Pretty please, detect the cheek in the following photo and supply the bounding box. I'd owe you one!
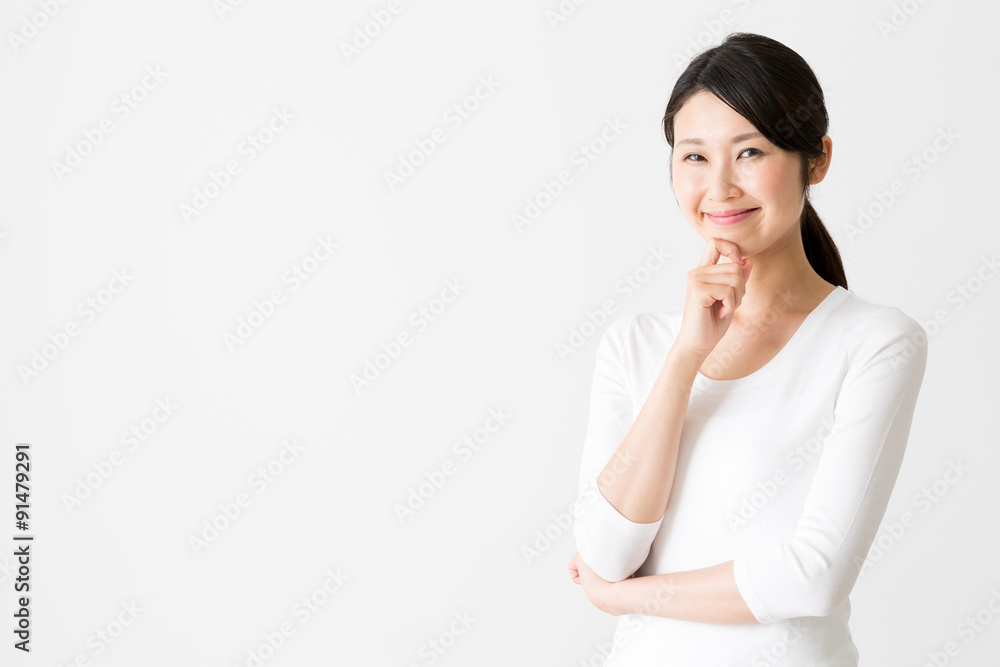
[740,161,797,203]
[671,172,699,208]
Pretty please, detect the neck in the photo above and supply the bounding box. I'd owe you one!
[733,227,834,323]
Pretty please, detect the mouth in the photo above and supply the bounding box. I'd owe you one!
[703,207,759,225]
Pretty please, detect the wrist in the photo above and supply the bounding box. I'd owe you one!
[664,347,704,385]
[598,579,627,616]
[600,576,646,617]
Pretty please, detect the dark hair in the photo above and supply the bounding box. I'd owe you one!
[662,32,848,289]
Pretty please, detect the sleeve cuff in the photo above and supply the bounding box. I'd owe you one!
[590,482,664,537]
[733,554,773,624]
[573,479,663,581]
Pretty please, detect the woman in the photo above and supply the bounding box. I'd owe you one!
[567,32,927,664]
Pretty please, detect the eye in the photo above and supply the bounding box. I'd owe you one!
[681,148,763,162]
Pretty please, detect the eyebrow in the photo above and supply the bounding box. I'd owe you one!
[676,131,763,146]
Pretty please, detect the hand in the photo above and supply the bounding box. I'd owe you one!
[568,552,618,614]
[673,237,753,360]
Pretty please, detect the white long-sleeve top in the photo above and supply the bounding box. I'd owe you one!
[572,285,927,666]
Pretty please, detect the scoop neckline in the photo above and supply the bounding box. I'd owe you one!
[691,285,847,391]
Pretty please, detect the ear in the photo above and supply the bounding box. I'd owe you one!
[808,135,833,185]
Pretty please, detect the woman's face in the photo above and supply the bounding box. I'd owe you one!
[670,90,820,257]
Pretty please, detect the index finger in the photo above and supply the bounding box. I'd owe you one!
[698,237,744,267]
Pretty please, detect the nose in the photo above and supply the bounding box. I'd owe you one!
[706,161,741,202]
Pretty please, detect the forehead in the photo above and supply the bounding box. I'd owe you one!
[674,90,759,140]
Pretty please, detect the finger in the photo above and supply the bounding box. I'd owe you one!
[697,285,737,319]
[717,286,737,319]
[712,259,752,294]
[693,263,750,280]
[692,268,747,301]
[690,280,741,312]
[698,237,744,268]
[697,235,739,266]
[688,264,750,306]
[697,240,721,268]
[706,285,738,319]
[718,248,744,266]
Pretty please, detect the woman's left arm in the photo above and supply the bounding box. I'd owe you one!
[569,552,758,623]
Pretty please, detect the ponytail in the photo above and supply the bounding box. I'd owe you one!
[800,199,848,289]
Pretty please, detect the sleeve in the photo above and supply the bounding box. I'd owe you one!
[732,309,929,623]
[572,315,663,582]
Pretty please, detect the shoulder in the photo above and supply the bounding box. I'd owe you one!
[604,308,682,341]
[833,289,923,342]
[830,288,927,374]
[597,308,683,365]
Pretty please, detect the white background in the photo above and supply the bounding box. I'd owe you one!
[1,0,998,665]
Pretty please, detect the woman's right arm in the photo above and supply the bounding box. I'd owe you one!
[595,348,702,524]
[600,237,752,522]
[572,238,751,581]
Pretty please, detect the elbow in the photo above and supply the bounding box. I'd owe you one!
[797,586,843,618]
[750,584,843,622]
[571,482,662,584]
[789,575,851,619]
[577,547,642,583]
[573,521,650,583]
[737,551,853,622]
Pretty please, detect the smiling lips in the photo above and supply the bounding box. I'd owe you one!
[704,207,759,225]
